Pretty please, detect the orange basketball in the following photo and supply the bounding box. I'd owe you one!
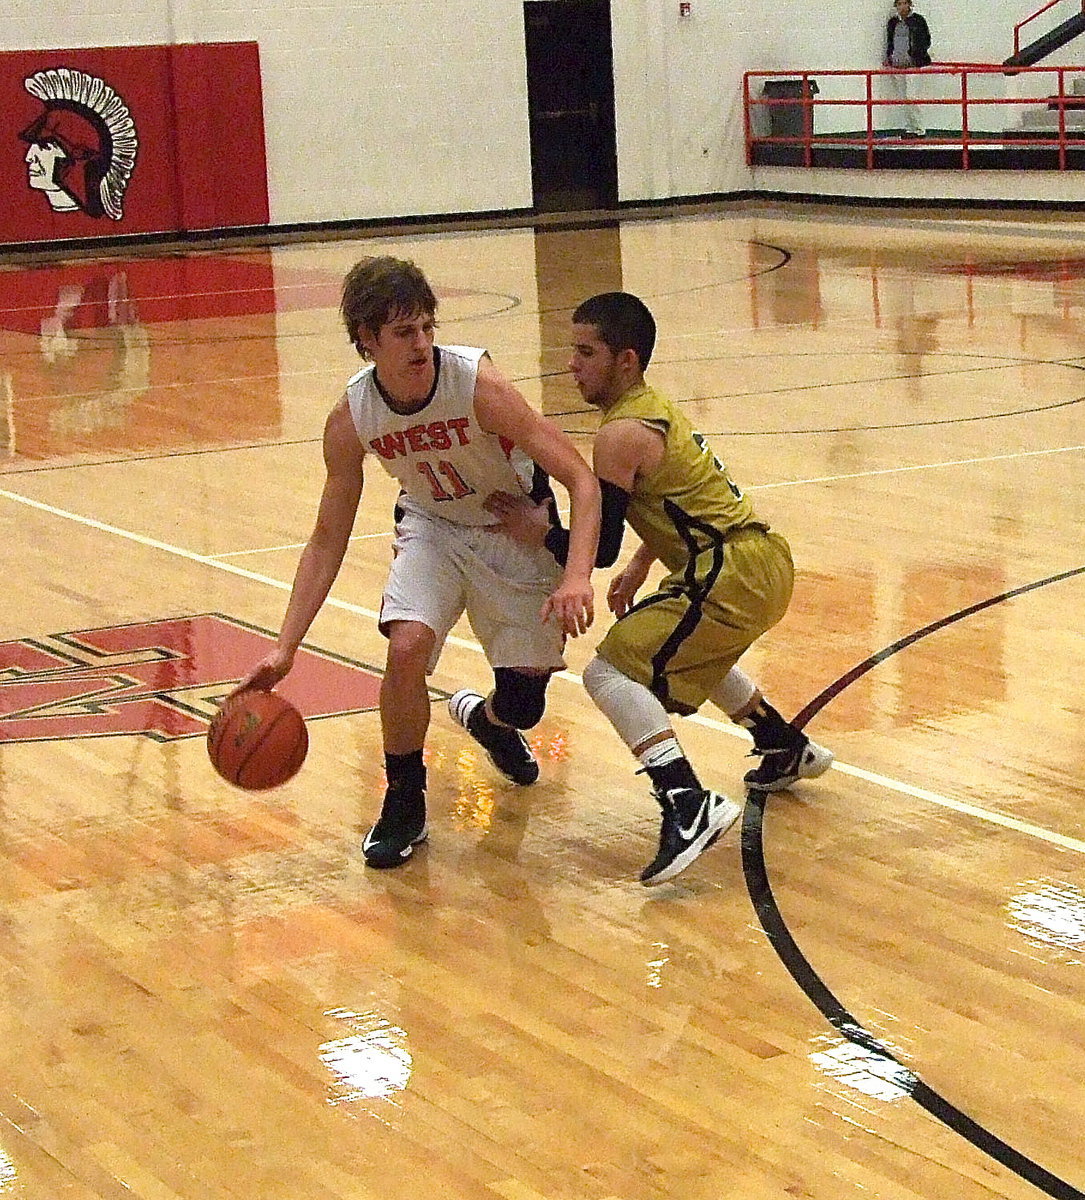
[207,690,308,790]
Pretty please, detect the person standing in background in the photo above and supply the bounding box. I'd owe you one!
[885,0,932,137]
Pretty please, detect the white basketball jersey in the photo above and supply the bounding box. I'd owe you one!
[346,345,534,526]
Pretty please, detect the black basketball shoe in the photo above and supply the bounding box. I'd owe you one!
[640,787,741,886]
[362,790,428,868]
[743,735,833,793]
[448,689,540,785]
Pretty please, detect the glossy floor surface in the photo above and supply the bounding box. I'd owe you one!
[1,202,1083,1199]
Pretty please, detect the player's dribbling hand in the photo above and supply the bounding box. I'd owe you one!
[230,649,294,698]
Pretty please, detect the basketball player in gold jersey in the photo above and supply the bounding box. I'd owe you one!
[487,292,832,885]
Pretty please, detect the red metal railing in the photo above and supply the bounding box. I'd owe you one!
[1014,0,1085,56]
[744,64,1085,171]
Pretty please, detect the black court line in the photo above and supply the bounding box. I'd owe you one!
[742,563,1085,1200]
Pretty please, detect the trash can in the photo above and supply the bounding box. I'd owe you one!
[762,78,819,138]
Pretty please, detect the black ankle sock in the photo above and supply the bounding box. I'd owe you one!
[385,749,426,797]
[738,700,800,751]
[646,756,701,796]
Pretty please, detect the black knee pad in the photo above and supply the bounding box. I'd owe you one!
[491,668,550,729]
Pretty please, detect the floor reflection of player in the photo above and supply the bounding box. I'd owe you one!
[40,271,141,357]
[39,284,85,362]
[35,272,150,440]
[473,793,553,944]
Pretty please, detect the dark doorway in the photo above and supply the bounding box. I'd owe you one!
[523,1,618,213]
[533,223,623,414]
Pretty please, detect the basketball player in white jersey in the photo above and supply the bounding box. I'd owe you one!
[237,256,600,868]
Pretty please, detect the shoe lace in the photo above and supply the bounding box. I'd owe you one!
[652,785,703,814]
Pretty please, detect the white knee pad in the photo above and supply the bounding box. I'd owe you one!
[582,656,672,752]
[708,666,758,718]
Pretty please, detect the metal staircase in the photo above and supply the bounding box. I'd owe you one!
[1004,3,1085,70]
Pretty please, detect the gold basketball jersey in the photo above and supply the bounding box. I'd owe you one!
[600,382,764,575]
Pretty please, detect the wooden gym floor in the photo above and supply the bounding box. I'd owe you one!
[1,201,1083,1200]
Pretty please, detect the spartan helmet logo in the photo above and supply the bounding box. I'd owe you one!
[19,68,138,220]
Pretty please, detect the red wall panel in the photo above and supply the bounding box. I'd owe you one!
[0,42,268,245]
[170,42,269,232]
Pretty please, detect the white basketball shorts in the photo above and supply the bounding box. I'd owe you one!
[379,504,566,673]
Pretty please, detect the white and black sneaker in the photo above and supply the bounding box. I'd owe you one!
[640,787,742,886]
[362,792,428,869]
[448,689,540,785]
[744,736,834,792]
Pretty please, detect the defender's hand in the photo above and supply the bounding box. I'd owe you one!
[607,562,649,616]
[484,490,553,547]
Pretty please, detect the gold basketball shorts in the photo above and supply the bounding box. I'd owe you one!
[596,528,794,714]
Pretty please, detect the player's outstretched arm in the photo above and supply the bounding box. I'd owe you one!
[235,399,364,694]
